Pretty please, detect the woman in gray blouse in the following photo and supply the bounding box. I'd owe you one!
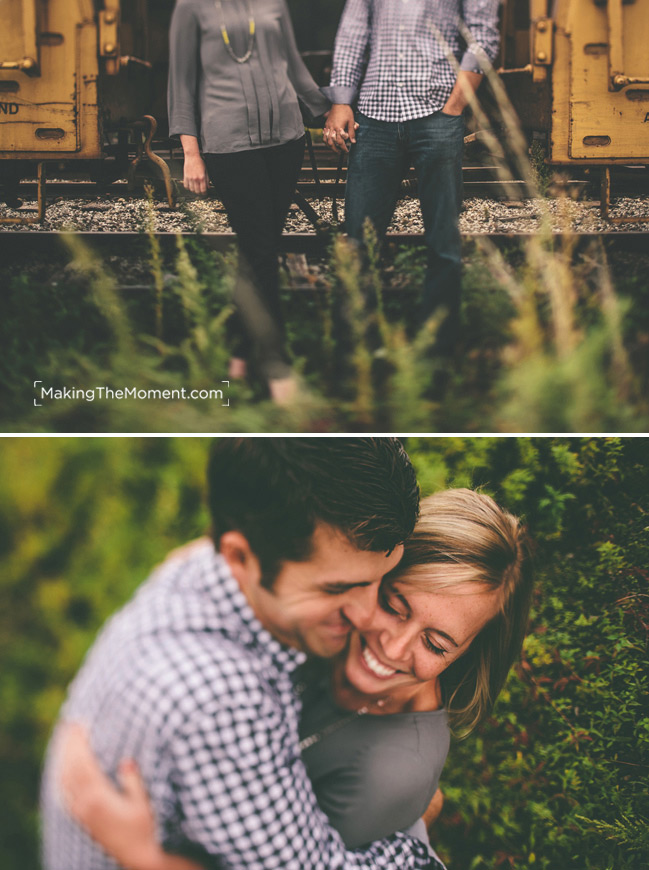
[58,489,533,861]
[169,0,330,402]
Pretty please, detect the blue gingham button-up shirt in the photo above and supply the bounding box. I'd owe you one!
[323,0,500,123]
[41,539,441,870]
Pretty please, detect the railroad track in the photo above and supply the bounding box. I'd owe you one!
[2,139,647,217]
[1,230,646,264]
[2,140,648,214]
[5,171,533,203]
[3,166,647,217]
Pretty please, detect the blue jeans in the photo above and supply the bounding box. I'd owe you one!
[346,111,464,353]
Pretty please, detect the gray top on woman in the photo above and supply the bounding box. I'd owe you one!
[297,659,450,850]
[168,0,330,153]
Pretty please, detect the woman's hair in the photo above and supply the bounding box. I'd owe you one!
[392,488,533,736]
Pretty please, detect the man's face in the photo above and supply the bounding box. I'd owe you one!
[253,523,404,658]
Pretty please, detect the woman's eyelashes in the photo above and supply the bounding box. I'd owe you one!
[380,588,448,658]
[423,635,447,657]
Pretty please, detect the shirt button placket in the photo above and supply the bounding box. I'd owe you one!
[397,7,405,106]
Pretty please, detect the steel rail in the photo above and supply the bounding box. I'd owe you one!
[5,175,536,200]
[5,167,649,207]
[1,230,647,265]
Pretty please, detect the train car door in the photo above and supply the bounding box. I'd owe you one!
[0,0,100,158]
[563,0,649,161]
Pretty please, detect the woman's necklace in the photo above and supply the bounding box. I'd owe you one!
[295,681,389,751]
[215,0,256,64]
[298,704,371,751]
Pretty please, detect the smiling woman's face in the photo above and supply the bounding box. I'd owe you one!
[342,580,503,702]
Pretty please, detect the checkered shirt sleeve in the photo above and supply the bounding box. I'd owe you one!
[41,542,443,870]
[323,0,373,106]
[459,0,500,72]
[325,0,500,122]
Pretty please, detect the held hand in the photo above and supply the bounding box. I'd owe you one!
[183,153,208,194]
[58,723,162,870]
[323,104,358,154]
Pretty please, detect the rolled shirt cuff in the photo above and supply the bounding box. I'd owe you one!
[460,51,486,74]
[320,84,358,106]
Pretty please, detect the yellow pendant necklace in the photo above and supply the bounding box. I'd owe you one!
[215,0,256,64]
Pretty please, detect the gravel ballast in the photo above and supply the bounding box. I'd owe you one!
[1,192,649,233]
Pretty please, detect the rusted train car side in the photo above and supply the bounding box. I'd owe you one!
[0,1,166,159]
[498,0,649,166]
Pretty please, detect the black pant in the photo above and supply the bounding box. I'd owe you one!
[203,137,305,380]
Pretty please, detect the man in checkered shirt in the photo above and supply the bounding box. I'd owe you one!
[41,438,444,870]
[323,0,500,357]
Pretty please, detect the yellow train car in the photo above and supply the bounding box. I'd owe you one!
[0,0,102,161]
[500,0,649,166]
[0,0,161,159]
[0,0,173,219]
[553,0,649,167]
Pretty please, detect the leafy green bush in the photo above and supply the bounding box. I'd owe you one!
[0,439,210,870]
[0,438,647,870]
[411,438,649,869]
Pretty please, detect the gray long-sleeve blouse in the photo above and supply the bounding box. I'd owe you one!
[297,659,450,851]
[168,0,330,153]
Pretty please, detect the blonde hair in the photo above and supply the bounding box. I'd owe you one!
[392,489,533,736]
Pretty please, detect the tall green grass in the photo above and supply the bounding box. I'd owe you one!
[1,216,646,432]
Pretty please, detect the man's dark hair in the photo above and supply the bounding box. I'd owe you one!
[207,438,419,588]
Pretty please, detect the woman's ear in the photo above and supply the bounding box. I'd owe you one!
[219,531,262,590]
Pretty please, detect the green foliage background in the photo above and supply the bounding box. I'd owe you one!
[0,437,647,869]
